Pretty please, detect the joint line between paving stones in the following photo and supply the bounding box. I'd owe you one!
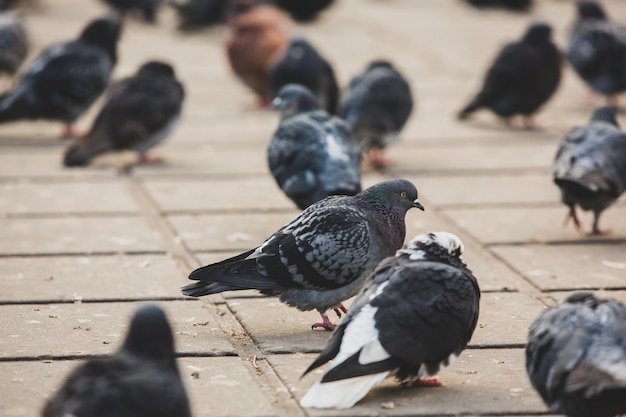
[123,175,308,417]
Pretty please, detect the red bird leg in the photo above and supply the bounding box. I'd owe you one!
[563,206,582,232]
[402,377,443,388]
[367,148,389,169]
[60,123,83,140]
[311,312,336,331]
[138,153,164,164]
[589,211,611,236]
[333,303,348,318]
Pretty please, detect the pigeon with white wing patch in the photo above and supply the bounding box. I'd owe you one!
[300,232,480,408]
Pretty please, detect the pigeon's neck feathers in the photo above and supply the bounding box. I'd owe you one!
[356,192,406,251]
[590,107,619,128]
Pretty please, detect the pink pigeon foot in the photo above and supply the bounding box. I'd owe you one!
[138,153,164,165]
[563,206,582,232]
[367,148,389,169]
[402,377,443,388]
[333,303,348,318]
[311,312,336,331]
[60,123,83,140]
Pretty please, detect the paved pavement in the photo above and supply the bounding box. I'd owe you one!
[1,0,626,416]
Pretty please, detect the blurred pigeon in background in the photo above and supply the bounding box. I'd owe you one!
[463,0,532,12]
[63,60,184,168]
[42,304,192,417]
[300,232,480,409]
[183,179,424,331]
[458,22,561,128]
[169,0,229,30]
[268,84,361,210]
[269,37,339,114]
[100,0,164,23]
[553,106,626,235]
[271,0,334,22]
[225,2,291,107]
[567,1,626,107]
[526,292,626,417]
[0,12,28,79]
[0,16,121,138]
[339,60,414,168]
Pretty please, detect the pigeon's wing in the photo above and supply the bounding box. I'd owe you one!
[597,132,626,197]
[317,116,362,195]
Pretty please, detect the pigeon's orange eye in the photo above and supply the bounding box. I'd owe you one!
[401,192,407,198]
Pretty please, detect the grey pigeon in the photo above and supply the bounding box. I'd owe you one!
[63,60,185,167]
[42,304,192,417]
[526,292,626,417]
[300,232,480,409]
[339,60,413,169]
[0,12,28,78]
[458,22,561,128]
[567,1,626,106]
[268,37,339,114]
[182,179,424,331]
[553,106,626,235]
[268,84,361,210]
[0,16,121,138]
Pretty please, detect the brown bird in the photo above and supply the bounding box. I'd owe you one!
[225,2,291,107]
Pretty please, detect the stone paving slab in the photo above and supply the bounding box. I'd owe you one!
[0,301,234,359]
[445,206,626,245]
[0,151,117,179]
[0,254,187,303]
[0,180,140,215]
[269,349,546,416]
[1,357,275,417]
[224,292,542,354]
[493,243,626,291]
[0,216,166,255]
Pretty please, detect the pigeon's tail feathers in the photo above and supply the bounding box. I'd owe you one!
[458,95,483,120]
[0,90,30,123]
[181,281,243,297]
[63,134,113,167]
[300,371,389,409]
[554,157,611,193]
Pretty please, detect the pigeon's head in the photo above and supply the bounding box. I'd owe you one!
[366,59,394,72]
[79,16,122,63]
[359,179,424,213]
[576,1,606,20]
[272,84,320,117]
[285,37,313,61]
[398,232,464,261]
[121,304,177,368]
[522,22,553,46]
[590,106,619,127]
[138,61,176,78]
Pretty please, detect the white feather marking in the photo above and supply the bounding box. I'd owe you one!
[300,372,389,409]
[325,134,349,162]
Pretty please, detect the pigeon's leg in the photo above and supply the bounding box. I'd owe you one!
[401,377,443,388]
[607,95,618,108]
[522,115,538,130]
[333,303,348,318]
[367,148,389,169]
[589,211,611,236]
[563,205,582,232]
[60,123,83,140]
[311,311,336,331]
[138,153,164,165]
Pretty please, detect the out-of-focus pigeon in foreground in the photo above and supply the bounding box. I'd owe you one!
[458,23,561,128]
[268,84,361,210]
[182,179,424,331]
[0,12,28,78]
[339,60,413,169]
[526,292,626,417]
[269,37,339,114]
[553,106,626,235]
[42,304,192,417]
[100,0,164,23]
[567,1,626,107]
[0,16,121,138]
[225,3,291,107]
[300,232,480,409]
[63,60,184,168]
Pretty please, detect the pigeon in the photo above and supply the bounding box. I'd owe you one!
[225,2,291,107]
[268,37,339,115]
[0,12,28,78]
[0,16,121,138]
[63,60,185,168]
[42,304,192,417]
[182,179,424,331]
[271,0,334,22]
[300,232,480,409]
[268,84,361,210]
[463,0,532,12]
[566,1,626,107]
[170,0,229,30]
[100,0,164,23]
[526,292,626,417]
[339,60,414,168]
[553,106,626,235]
[458,22,561,128]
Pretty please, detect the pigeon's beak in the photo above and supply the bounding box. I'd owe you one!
[413,199,425,211]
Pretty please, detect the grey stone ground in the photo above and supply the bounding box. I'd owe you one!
[1,0,626,416]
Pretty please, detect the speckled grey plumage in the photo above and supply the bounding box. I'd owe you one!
[553,106,626,234]
[0,12,27,77]
[300,232,480,409]
[183,179,424,329]
[567,1,626,98]
[63,60,184,167]
[339,60,413,152]
[268,84,361,210]
[526,292,626,417]
[42,304,191,417]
